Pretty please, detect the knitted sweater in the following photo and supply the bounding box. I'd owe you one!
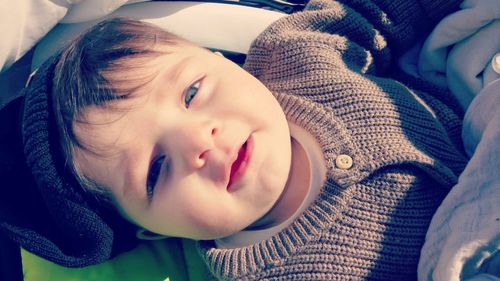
[198,0,468,280]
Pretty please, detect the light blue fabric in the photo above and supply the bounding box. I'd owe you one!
[418,79,500,281]
[417,0,500,110]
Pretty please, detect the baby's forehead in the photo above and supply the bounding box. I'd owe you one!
[73,43,211,131]
[113,43,205,80]
[74,105,131,148]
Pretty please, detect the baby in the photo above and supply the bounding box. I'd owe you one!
[61,18,308,241]
[1,0,469,279]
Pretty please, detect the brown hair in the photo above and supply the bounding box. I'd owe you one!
[51,18,189,199]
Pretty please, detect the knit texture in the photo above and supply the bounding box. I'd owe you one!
[0,53,138,267]
[198,0,466,280]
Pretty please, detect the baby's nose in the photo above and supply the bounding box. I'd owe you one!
[187,150,207,169]
[180,123,219,169]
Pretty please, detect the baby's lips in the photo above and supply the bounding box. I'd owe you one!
[227,135,253,192]
[228,141,247,187]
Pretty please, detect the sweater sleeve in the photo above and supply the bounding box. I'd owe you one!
[245,0,461,79]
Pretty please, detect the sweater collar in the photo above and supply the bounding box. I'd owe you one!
[198,92,372,279]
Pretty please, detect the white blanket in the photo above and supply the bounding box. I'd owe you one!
[0,0,143,72]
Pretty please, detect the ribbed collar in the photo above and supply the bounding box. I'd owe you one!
[198,92,373,280]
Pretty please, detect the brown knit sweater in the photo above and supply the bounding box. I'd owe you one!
[198,0,468,280]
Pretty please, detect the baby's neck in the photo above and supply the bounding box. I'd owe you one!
[246,122,319,230]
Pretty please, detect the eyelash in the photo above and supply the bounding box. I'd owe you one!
[146,155,168,200]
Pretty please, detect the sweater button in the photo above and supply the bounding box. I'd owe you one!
[335,154,353,170]
[492,53,500,74]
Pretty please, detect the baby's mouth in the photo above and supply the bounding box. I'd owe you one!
[228,140,248,189]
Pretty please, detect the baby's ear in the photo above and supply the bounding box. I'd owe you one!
[136,228,169,240]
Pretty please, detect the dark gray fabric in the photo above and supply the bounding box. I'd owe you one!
[0,53,138,268]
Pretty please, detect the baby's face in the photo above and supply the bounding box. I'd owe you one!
[73,44,292,239]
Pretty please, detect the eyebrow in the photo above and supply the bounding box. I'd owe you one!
[168,56,193,85]
[120,55,193,204]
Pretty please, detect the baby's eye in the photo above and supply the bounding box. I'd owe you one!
[146,155,168,200]
[184,80,201,108]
